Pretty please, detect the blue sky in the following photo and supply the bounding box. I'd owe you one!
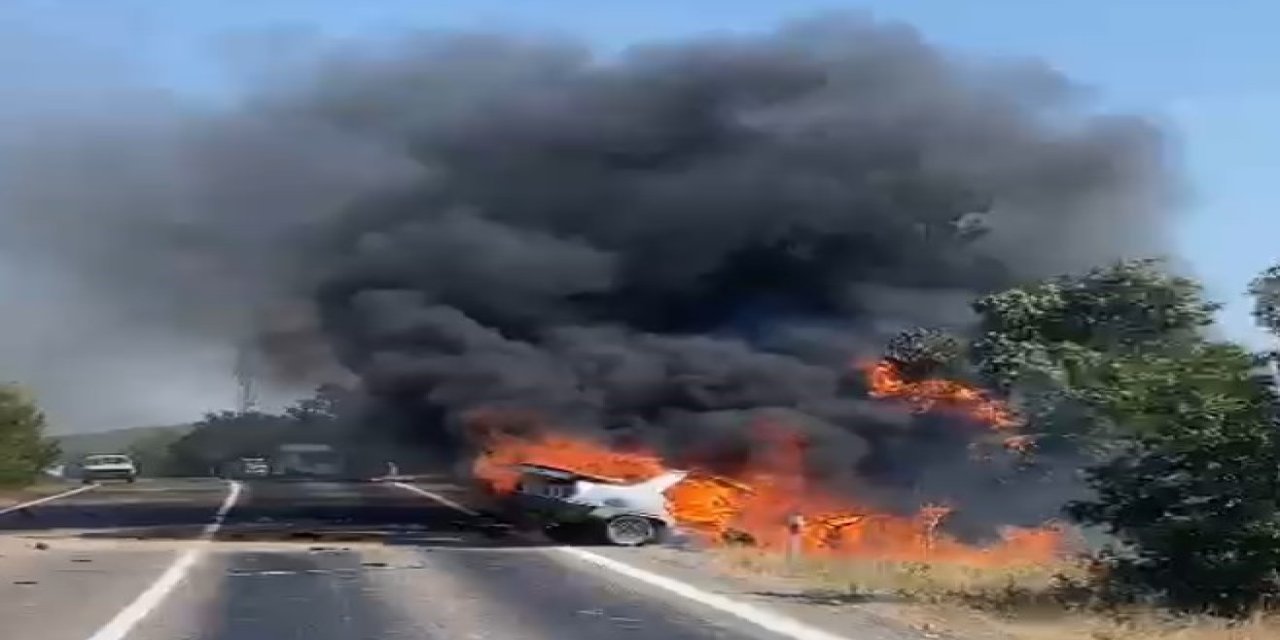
[5,0,1278,345]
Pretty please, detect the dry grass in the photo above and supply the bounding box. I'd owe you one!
[970,609,1280,640]
[0,480,76,506]
[714,549,1280,640]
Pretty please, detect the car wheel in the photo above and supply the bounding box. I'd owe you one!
[603,515,658,547]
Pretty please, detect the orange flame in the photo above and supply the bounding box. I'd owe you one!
[862,360,1021,430]
[863,359,1034,454]
[469,396,1064,568]
[472,429,666,494]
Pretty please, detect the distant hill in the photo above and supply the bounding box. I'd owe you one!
[55,424,194,462]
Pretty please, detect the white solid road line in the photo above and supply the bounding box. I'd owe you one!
[0,483,100,515]
[200,480,243,541]
[555,547,850,640]
[391,481,851,640]
[85,480,243,640]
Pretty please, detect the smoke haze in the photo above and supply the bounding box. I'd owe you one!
[0,15,1174,523]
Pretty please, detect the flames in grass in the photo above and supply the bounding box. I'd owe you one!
[469,360,1064,567]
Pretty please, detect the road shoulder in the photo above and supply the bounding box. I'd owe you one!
[561,545,937,640]
[0,482,95,512]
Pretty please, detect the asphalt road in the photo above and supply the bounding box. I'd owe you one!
[0,479,849,640]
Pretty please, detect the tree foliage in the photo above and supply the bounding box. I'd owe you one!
[1248,264,1280,337]
[283,383,361,424]
[1065,343,1280,614]
[969,259,1280,614]
[884,327,965,380]
[165,410,299,476]
[971,259,1217,390]
[970,259,1220,448]
[0,384,60,487]
[159,385,361,476]
[124,428,190,477]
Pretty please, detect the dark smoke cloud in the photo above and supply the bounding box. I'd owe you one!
[296,17,1170,522]
[0,15,1171,524]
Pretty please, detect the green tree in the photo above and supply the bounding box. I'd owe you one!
[884,327,965,380]
[970,258,1218,449]
[1247,264,1280,337]
[165,410,292,476]
[283,383,359,425]
[0,384,60,487]
[163,384,361,476]
[969,259,1280,614]
[1065,343,1280,614]
[125,429,186,477]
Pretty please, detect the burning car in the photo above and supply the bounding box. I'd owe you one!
[508,463,689,546]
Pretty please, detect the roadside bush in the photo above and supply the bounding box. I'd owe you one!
[1066,344,1280,615]
[0,384,60,487]
[971,261,1280,615]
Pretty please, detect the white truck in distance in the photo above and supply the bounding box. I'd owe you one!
[80,454,138,484]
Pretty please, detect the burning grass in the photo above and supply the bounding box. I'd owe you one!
[462,360,1280,638]
[470,416,1069,567]
[468,359,1066,567]
[467,359,1068,570]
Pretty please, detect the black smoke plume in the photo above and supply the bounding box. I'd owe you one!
[297,18,1171,525]
[0,16,1173,526]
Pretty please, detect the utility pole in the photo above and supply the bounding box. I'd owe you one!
[234,339,259,414]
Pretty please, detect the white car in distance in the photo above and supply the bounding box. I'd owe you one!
[80,454,138,484]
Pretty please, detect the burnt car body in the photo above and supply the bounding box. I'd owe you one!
[508,463,689,546]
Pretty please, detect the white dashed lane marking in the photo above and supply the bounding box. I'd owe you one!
[84,480,242,640]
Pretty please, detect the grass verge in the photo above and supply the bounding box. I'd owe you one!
[714,548,1279,640]
[0,480,77,507]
